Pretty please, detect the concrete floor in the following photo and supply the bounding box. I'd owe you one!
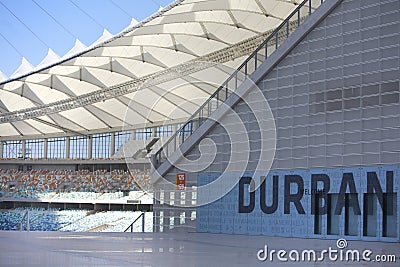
[0,231,398,267]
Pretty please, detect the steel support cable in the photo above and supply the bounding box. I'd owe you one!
[0,1,49,49]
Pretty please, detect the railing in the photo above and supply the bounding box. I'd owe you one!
[124,212,146,233]
[19,210,30,231]
[153,0,325,167]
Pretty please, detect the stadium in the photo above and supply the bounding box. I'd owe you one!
[0,0,399,265]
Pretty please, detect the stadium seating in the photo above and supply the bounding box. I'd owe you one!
[60,210,142,232]
[105,211,153,232]
[0,168,151,199]
[0,210,24,230]
[0,168,152,232]
[0,208,152,232]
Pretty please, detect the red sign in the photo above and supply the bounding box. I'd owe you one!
[176,173,186,190]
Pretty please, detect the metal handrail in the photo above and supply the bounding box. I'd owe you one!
[153,0,325,167]
[124,212,146,232]
[19,210,30,231]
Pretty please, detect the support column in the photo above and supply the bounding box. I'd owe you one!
[110,132,115,157]
[21,140,26,159]
[193,119,199,132]
[88,136,92,159]
[153,210,159,232]
[43,139,48,159]
[65,137,70,159]
[0,141,3,158]
[131,129,136,140]
[152,127,156,138]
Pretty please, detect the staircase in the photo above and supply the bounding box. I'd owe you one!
[152,0,328,173]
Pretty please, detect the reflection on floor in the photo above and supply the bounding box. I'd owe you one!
[0,231,398,267]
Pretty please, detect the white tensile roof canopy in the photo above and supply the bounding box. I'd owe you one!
[0,0,303,139]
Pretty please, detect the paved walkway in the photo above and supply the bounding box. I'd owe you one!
[0,231,398,266]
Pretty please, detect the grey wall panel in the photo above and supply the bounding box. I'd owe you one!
[154,0,399,241]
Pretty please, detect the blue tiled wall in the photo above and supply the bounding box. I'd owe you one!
[197,165,399,242]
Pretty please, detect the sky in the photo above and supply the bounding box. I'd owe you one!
[0,0,175,78]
